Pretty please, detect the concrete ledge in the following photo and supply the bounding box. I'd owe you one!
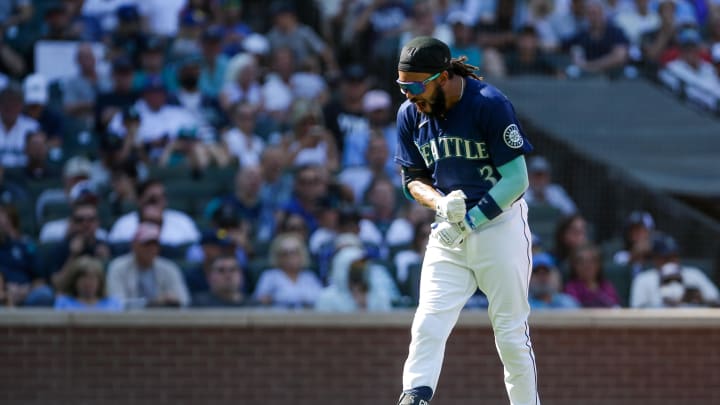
[0,308,719,328]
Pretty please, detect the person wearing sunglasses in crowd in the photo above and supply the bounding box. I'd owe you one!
[393,37,539,405]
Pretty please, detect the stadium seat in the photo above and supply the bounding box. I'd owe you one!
[527,203,564,250]
[34,241,62,281]
[245,257,270,294]
[148,166,192,181]
[603,261,632,307]
[38,200,70,224]
[160,243,192,261]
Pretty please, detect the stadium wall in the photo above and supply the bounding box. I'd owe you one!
[1,310,719,405]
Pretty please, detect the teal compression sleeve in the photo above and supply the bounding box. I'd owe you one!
[466,155,530,229]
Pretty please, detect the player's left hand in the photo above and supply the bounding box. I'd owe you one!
[435,190,467,222]
[431,220,470,248]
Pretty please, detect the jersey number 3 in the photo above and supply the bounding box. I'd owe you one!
[478,165,498,186]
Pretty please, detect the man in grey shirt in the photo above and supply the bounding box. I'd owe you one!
[106,222,190,308]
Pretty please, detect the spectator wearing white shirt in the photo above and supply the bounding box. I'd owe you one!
[108,76,198,163]
[393,218,432,293]
[39,180,108,244]
[661,28,720,100]
[524,155,578,215]
[548,0,587,44]
[108,178,200,246]
[0,85,39,168]
[614,0,660,46]
[282,100,339,171]
[219,53,263,112]
[604,0,635,19]
[223,102,265,167]
[315,246,393,312]
[136,0,187,37]
[630,233,719,308]
[261,46,298,112]
[253,232,323,309]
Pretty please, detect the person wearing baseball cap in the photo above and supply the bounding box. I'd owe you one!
[528,252,580,309]
[394,36,538,405]
[22,73,64,143]
[106,221,191,307]
[630,232,720,308]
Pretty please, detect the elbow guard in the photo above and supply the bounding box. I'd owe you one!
[401,166,432,201]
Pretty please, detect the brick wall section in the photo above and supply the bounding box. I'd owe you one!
[1,312,719,405]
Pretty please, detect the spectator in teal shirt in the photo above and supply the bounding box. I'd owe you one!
[447,11,483,69]
[198,26,229,98]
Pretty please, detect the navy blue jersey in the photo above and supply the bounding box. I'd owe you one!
[394,79,533,206]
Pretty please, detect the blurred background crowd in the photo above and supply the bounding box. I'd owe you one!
[0,0,719,312]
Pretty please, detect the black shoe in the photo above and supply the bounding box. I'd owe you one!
[397,392,430,405]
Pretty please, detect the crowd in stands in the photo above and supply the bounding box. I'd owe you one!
[0,0,718,312]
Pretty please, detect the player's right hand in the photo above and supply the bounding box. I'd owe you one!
[435,190,467,223]
[431,220,469,248]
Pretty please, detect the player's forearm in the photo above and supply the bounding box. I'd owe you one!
[488,156,529,208]
[408,178,442,211]
[465,156,529,228]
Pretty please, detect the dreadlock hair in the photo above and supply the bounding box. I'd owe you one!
[447,56,483,80]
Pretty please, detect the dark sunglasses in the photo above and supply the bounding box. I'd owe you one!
[214,265,239,273]
[278,248,300,256]
[73,215,97,223]
[396,72,441,96]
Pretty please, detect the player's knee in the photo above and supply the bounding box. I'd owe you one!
[411,312,451,342]
[493,321,531,352]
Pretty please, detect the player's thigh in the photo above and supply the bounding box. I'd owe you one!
[419,241,478,313]
[469,205,533,316]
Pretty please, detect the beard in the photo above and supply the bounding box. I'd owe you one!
[425,86,447,118]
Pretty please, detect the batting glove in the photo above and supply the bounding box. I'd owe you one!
[431,220,470,248]
[435,190,467,223]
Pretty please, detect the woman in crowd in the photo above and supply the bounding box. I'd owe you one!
[253,232,322,309]
[553,213,590,272]
[54,256,123,311]
[564,244,620,308]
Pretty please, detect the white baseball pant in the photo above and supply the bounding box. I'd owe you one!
[402,199,539,405]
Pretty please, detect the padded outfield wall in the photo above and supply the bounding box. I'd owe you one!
[1,310,719,405]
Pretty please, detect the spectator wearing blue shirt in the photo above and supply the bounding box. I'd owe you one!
[204,165,274,240]
[54,256,123,311]
[278,164,331,236]
[564,0,630,77]
[185,229,239,295]
[529,253,580,310]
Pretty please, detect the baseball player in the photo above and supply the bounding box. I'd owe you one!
[393,37,539,405]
